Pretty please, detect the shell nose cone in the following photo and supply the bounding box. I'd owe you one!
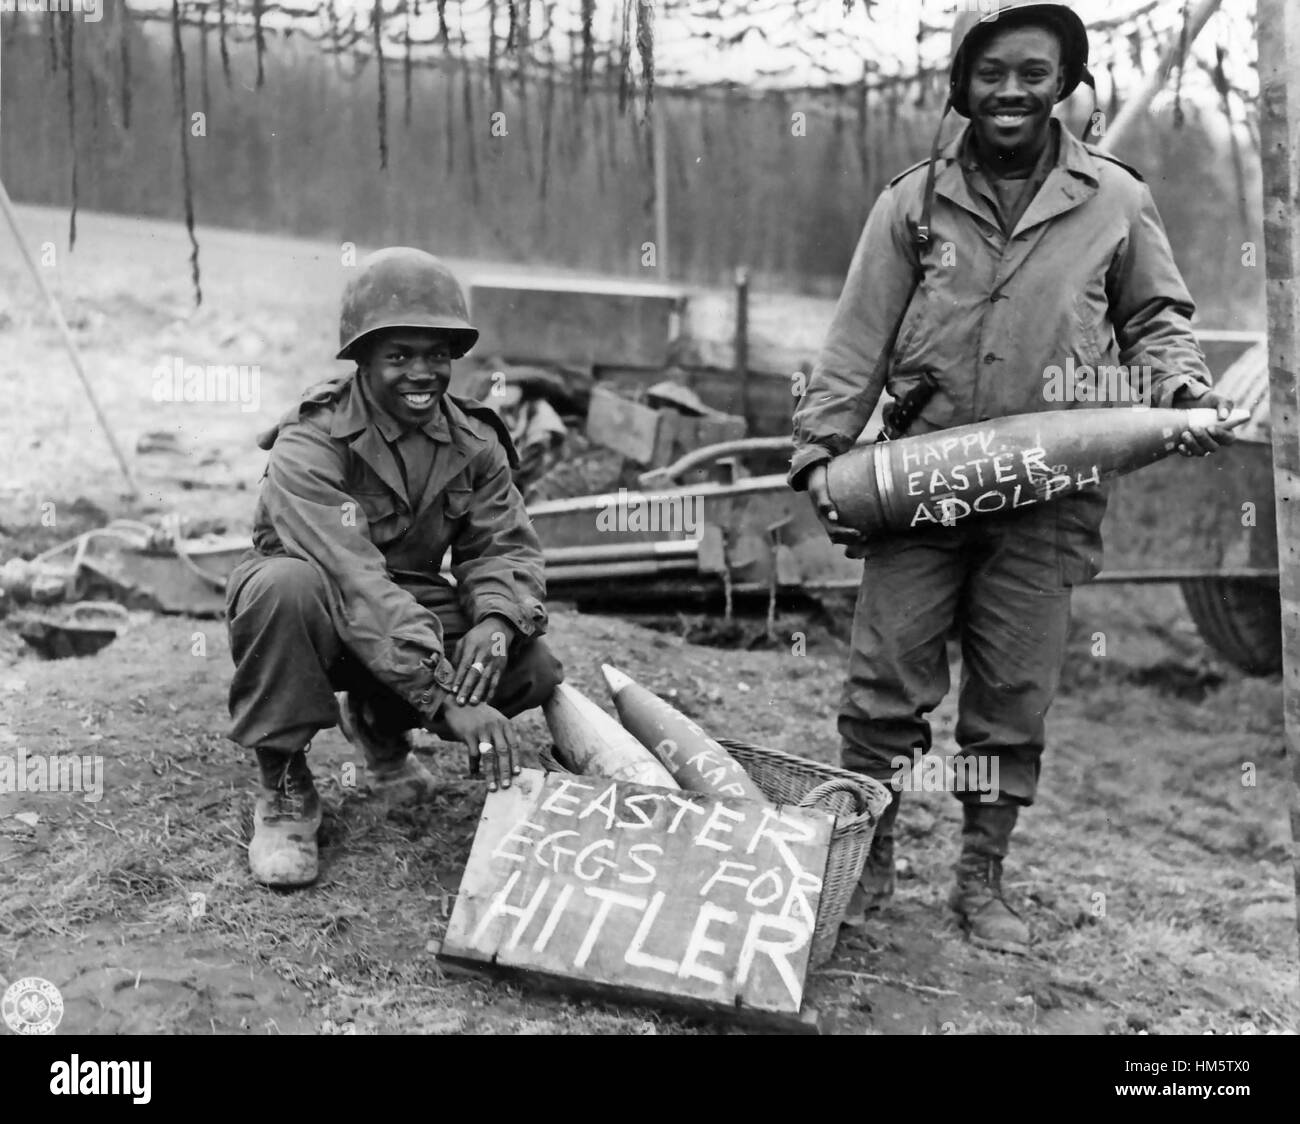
[1185,406,1251,429]
[601,664,633,694]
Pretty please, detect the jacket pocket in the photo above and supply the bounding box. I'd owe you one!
[1072,292,1108,367]
[889,291,928,374]
[443,486,475,522]
[352,490,407,545]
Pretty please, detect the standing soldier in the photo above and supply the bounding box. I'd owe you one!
[790,2,1238,952]
[226,247,563,888]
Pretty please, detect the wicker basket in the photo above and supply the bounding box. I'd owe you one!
[540,737,891,967]
[715,737,892,966]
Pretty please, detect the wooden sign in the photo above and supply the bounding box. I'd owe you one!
[438,769,834,1026]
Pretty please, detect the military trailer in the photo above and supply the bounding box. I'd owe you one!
[476,278,1280,676]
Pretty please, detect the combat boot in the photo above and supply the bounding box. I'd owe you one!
[250,749,322,888]
[842,788,901,927]
[338,693,439,806]
[948,803,1030,955]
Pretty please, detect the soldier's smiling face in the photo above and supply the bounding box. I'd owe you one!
[968,24,1064,157]
[360,328,453,423]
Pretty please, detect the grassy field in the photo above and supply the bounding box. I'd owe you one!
[0,207,1295,1035]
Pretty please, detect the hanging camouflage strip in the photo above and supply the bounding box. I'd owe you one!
[170,0,203,306]
[253,0,267,87]
[487,0,502,108]
[515,0,535,179]
[326,0,342,71]
[65,13,78,251]
[590,79,606,195]
[445,56,457,175]
[47,7,59,72]
[1173,0,1189,128]
[1213,43,1249,230]
[913,24,925,108]
[119,0,133,130]
[217,0,231,85]
[461,48,480,204]
[404,0,414,129]
[374,0,389,169]
[540,56,555,200]
[856,63,870,182]
[199,6,211,116]
[88,54,100,132]
[580,0,595,90]
[634,0,653,109]
[617,0,631,113]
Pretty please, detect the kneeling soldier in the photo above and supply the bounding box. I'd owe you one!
[226,247,563,887]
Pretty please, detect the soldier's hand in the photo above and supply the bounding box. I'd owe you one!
[1175,387,1239,457]
[807,464,867,549]
[451,616,514,705]
[439,700,519,791]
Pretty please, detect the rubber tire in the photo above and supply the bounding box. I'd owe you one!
[1180,578,1282,676]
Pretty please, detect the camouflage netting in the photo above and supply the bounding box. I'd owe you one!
[0,0,1261,306]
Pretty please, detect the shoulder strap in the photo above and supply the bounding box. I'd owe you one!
[1085,145,1145,182]
[445,394,521,470]
[888,158,931,188]
[256,376,350,451]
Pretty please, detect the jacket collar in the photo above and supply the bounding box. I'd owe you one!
[329,374,481,510]
[330,374,453,444]
[933,119,1100,236]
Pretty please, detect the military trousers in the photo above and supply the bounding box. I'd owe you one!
[226,554,563,758]
[839,497,1098,807]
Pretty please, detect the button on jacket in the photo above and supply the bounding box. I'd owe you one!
[790,119,1213,492]
[240,374,548,723]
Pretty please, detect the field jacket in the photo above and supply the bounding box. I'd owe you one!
[245,374,548,721]
[790,120,1213,502]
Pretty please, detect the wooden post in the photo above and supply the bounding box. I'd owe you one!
[734,266,750,429]
[1256,0,1300,964]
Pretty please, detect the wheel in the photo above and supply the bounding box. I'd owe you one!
[1180,578,1282,676]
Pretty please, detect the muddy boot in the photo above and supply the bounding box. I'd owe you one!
[842,788,901,927]
[948,803,1030,955]
[338,694,439,806]
[250,749,322,888]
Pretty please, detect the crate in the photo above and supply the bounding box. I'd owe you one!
[541,737,891,967]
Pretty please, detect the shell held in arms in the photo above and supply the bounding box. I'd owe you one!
[825,407,1249,535]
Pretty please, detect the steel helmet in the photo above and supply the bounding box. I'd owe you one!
[947,1,1091,118]
[914,1,1094,247]
[337,247,479,362]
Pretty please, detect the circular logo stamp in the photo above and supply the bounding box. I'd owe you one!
[2,977,64,1035]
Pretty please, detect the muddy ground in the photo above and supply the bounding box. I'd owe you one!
[0,207,1296,1035]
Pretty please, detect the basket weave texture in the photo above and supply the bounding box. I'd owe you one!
[715,737,892,966]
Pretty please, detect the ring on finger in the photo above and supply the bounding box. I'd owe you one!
[470,661,486,673]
